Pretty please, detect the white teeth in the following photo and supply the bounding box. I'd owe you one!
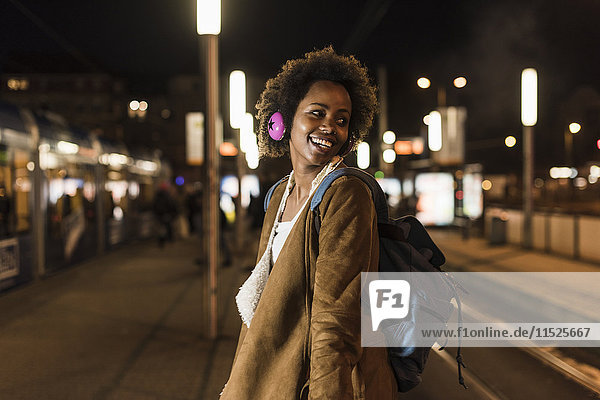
[311,137,332,148]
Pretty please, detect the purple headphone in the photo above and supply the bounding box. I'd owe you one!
[268,112,285,141]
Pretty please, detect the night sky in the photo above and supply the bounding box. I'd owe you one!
[2,0,600,173]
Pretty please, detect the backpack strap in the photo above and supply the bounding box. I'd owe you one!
[309,167,389,224]
[264,175,290,212]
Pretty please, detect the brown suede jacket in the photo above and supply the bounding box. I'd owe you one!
[221,175,397,400]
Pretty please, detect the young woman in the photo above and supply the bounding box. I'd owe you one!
[221,47,397,400]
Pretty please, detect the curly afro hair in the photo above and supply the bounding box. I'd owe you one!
[255,46,378,158]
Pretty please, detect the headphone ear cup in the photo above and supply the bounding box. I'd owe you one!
[268,112,285,141]
[339,136,355,157]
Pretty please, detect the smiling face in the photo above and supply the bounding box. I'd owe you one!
[288,80,352,171]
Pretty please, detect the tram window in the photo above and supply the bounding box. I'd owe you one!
[0,147,32,237]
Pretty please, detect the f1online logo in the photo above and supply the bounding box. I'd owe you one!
[369,280,410,331]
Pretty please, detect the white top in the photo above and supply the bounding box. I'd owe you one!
[235,156,343,328]
[272,199,308,264]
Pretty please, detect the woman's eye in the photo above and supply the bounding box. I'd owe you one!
[310,110,324,117]
[337,118,348,126]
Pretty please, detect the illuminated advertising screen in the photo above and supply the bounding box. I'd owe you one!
[415,172,454,226]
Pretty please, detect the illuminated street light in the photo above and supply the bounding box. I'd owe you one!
[521,69,537,126]
[505,135,517,147]
[453,77,467,88]
[417,77,431,89]
[382,148,396,163]
[129,100,140,111]
[229,70,246,129]
[197,0,221,34]
[521,68,537,249]
[240,112,254,153]
[569,122,581,134]
[428,111,442,151]
[382,130,396,144]
[245,146,259,170]
[357,142,370,169]
[197,0,221,340]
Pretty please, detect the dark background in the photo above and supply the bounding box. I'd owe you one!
[2,0,600,173]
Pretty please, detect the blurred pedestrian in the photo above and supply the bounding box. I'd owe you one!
[220,205,232,266]
[186,182,203,235]
[153,181,177,247]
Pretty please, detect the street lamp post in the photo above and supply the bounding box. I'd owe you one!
[521,68,537,249]
[197,0,220,339]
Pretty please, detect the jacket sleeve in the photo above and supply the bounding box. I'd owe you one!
[308,177,377,399]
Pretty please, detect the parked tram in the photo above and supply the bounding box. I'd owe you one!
[0,100,167,291]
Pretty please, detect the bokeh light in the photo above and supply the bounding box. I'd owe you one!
[129,100,140,111]
[417,77,431,89]
[383,130,396,144]
[505,136,517,147]
[568,122,581,134]
[453,77,467,88]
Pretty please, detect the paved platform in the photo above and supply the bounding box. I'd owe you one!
[0,228,259,400]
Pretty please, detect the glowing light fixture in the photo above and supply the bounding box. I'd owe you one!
[382,148,396,163]
[521,68,537,126]
[139,101,148,111]
[229,70,246,129]
[549,167,577,179]
[568,122,581,134]
[428,111,442,151]
[481,180,492,191]
[129,100,140,111]
[57,141,79,154]
[197,0,221,35]
[382,130,396,144]
[245,146,259,170]
[453,77,467,88]
[240,113,255,153]
[417,77,431,89]
[394,141,412,155]
[357,142,370,169]
[505,136,517,148]
[423,115,431,125]
[220,142,239,157]
[412,138,424,154]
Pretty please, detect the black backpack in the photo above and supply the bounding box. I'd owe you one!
[264,167,466,392]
